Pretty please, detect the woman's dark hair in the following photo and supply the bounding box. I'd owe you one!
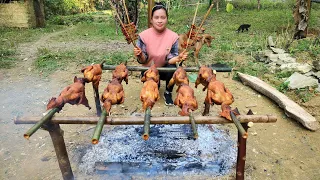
[151,2,168,17]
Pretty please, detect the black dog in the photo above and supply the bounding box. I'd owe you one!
[237,24,251,33]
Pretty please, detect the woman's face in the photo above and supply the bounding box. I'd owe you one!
[151,9,167,33]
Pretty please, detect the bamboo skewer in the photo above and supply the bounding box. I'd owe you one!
[93,83,102,116]
[142,107,151,140]
[193,3,214,43]
[92,109,108,144]
[230,111,248,139]
[189,110,198,139]
[23,107,59,139]
[185,1,200,50]
[108,1,137,48]
[121,0,131,24]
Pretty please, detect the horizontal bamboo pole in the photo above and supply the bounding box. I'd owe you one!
[15,115,277,125]
[102,65,232,72]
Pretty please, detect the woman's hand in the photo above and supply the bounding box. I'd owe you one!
[133,47,142,57]
[178,50,188,61]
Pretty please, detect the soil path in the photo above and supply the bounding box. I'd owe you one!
[0,28,319,180]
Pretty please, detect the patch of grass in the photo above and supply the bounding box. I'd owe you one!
[277,81,290,93]
[34,48,77,75]
[294,88,317,103]
[0,48,17,69]
[275,70,294,79]
[233,60,269,80]
[103,52,132,65]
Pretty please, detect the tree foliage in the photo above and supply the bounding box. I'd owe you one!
[44,0,96,18]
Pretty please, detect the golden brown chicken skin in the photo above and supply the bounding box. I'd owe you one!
[47,76,91,111]
[141,64,160,84]
[81,63,103,89]
[167,67,189,91]
[112,63,129,84]
[140,79,160,110]
[174,84,198,116]
[101,78,125,113]
[204,74,234,120]
[195,65,214,91]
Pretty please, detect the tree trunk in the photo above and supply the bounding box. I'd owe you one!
[257,0,261,10]
[293,0,311,39]
[33,0,45,27]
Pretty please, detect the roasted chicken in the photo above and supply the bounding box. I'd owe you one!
[101,78,125,113]
[112,63,129,84]
[195,65,214,91]
[140,79,160,110]
[141,64,160,84]
[167,67,189,91]
[81,62,103,89]
[174,84,198,116]
[47,76,91,111]
[204,74,234,120]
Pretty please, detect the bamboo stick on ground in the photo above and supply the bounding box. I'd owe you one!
[142,107,151,140]
[23,107,59,139]
[92,109,108,144]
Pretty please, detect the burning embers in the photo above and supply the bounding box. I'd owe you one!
[78,124,237,177]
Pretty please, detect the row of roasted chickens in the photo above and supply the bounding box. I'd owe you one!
[46,63,235,120]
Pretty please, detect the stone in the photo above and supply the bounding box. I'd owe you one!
[277,54,296,64]
[285,72,319,89]
[313,60,320,71]
[280,63,313,74]
[314,71,320,79]
[270,47,286,54]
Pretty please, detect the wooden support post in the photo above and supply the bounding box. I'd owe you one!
[46,123,74,180]
[148,0,155,28]
[93,84,102,116]
[236,110,252,180]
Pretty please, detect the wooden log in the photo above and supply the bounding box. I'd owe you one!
[237,72,319,131]
[15,115,277,125]
[230,111,248,139]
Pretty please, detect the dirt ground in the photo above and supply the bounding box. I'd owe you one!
[0,28,320,180]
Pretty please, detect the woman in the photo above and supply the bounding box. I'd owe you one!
[133,2,188,106]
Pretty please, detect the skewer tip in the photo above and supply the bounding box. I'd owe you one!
[142,134,149,141]
[92,139,99,145]
[23,134,30,140]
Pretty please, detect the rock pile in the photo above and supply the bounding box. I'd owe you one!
[255,37,319,91]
